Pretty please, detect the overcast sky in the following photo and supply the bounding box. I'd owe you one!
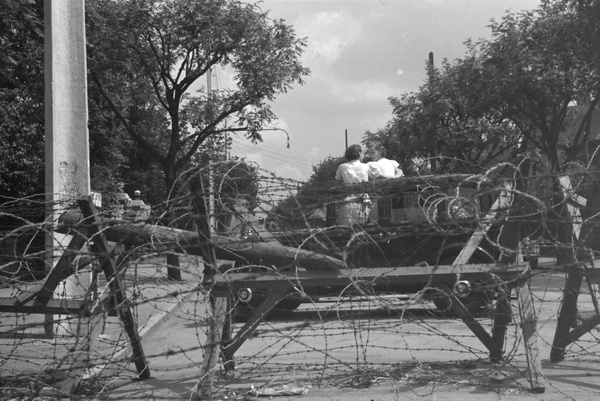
[226,0,541,182]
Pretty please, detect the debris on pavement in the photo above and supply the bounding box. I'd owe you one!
[247,383,310,397]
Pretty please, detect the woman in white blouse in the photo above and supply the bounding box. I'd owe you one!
[367,143,403,179]
[334,144,375,226]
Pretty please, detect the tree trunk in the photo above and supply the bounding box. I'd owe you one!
[165,164,182,280]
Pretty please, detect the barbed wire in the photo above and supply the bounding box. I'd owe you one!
[1,165,600,400]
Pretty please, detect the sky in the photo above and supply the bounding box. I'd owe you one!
[226,0,542,183]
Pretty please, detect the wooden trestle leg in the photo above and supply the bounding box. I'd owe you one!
[196,263,543,395]
[221,284,292,364]
[78,198,150,379]
[517,280,546,393]
[491,286,512,363]
[550,265,583,362]
[447,275,545,393]
[195,283,292,399]
[193,295,228,400]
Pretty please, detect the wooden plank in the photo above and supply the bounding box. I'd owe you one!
[491,288,512,363]
[555,313,600,350]
[517,281,545,393]
[453,182,513,266]
[221,284,293,363]
[221,294,235,371]
[192,295,228,400]
[551,266,584,362]
[559,176,584,239]
[550,176,600,362]
[16,227,89,305]
[0,297,86,315]
[446,291,502,356]
[209,263,528,290]
[78,198,150,379]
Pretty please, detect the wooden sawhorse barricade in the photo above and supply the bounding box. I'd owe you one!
[198,262,545,397]
[551,176,600,361]
[0,197,150,393]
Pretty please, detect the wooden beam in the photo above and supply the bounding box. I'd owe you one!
[78,198,150,379]
[192,295,228,400]
[491,287,512,363]
[0,298,87,315]
[517,281,545,393]
[453,182,513,266]
[208,264,528,291]
[221,284,293,363]
[16,224,91,305]
[551,265,584,362]
[445,290,503,357]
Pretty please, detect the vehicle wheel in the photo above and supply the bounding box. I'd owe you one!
[430,283,492,317]
[429,250,495,316]
[233,290,267,322]
[233,290,302,322]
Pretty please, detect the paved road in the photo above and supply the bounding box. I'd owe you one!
[94,259,600,401]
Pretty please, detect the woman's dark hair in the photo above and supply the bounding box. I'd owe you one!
[344,144,362,161]
[370,143,387,158]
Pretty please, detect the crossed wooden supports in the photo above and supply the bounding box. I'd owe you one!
[0,196,150,394]
[550,176,600,361]
[197,263,545,398]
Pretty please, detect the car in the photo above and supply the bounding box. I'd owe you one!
[218,174,512,320]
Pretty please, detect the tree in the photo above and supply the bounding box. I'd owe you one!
[365,54,524,176]
[270,156,343,228]
[86,0,309,204]
[470,1,600,263]
[198,159,260,232]
[479,3,600,171]
[0,0,44,203]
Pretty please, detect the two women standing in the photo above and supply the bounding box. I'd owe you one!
[334,143,403,226]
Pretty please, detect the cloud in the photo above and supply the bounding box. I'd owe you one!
[329,79,392,105]
[294,10,362,69]
[226,0,544,182]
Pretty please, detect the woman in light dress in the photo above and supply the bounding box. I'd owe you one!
[334,144,376,226]
[366,143,403,179]
[366,143,403,224]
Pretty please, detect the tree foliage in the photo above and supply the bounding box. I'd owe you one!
[0,0,44,202]
[359,0,600,259]
[270,156,343,228]
[86,0,309,203]
[359,1,600,178]
[186,158,259,231]
[479,1,600,171]
[364,53,524,175]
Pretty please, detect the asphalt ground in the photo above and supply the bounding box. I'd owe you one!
[3,256,600,400]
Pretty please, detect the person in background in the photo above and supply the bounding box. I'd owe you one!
[334,144,375,226]
[367,143,403,179]
[365,143,403,224]
[130,190,146,209]
[335,144,372,184]
[115,181,131,207]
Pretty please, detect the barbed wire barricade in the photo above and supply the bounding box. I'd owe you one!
[1,162,600,399]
